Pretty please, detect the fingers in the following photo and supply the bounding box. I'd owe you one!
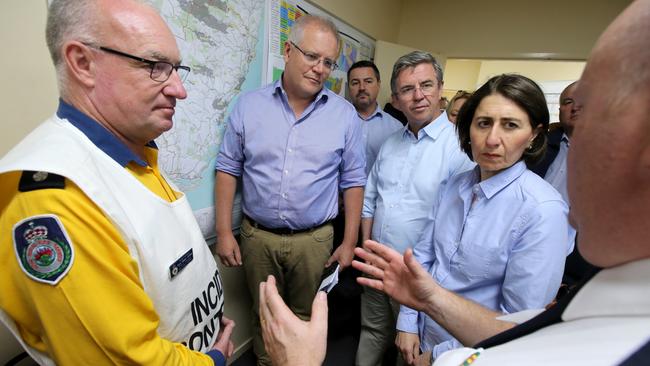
[220,252,242,267]
[354,245,388,269]
[363,240,402,261]
[216,236,242,267]
[212,315,235,354]
[227,341,235,358]
[264,276,294,320]
[310,291,328,335]
[220,316,235,329]
[355,275,384,292]
[410,340,420,365]
[232,246,242,266]
[351,259,384,279]
[325,254,336,268]
[403,249,426,278]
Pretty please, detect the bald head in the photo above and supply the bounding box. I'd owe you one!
[45,0,187,156]
[46,0,172,93]
[558,81,579,136]
[568,0,650,268]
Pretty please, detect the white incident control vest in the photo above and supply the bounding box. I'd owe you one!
[0,116,224,365]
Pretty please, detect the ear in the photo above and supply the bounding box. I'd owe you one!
[283,41,291,64]
[391,93,400,111]
[63,41,96,88]
[530,123,543,143]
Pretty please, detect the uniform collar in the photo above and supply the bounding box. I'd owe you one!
[56,99,154,167]
[563,258,650,321]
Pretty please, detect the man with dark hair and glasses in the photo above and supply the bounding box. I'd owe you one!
[0,0,233,365]
[215,13,365,366]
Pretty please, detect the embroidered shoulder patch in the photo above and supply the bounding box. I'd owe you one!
[13,215,75,285]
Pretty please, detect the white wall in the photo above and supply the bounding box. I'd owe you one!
[397,0,631,60]
[0,1,57,157]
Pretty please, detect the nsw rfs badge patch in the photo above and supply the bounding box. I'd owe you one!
[13,215,74,285]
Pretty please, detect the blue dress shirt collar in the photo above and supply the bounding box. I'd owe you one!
[273,77,329,105]
[402,112,452,142]
[471,160,528,199]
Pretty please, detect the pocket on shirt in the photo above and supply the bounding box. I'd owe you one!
[455,242,497,280]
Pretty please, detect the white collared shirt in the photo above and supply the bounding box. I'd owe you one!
[433,258,650,365]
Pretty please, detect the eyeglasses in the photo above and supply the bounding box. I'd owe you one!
[396,81,438,98]
[289,41,338,71]
[90,45,191,82]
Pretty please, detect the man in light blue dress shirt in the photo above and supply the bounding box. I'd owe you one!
[347,60,403,174]
[214,15,366,365]
[356,51,474,366]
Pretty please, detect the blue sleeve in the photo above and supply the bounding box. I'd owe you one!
[362,140,382,219]
[215,97,245,176]
[206,350,226,366]
[339,109,367,190]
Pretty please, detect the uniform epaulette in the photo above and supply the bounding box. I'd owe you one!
[18,171,65,192]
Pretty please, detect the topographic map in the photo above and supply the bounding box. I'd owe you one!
[146,0,265,238]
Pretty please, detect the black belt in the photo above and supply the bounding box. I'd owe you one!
[245,215,331,235]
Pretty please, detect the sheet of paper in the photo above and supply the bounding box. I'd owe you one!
[318,264,340,293]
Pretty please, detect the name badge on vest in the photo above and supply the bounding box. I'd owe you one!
[169,248,193,279]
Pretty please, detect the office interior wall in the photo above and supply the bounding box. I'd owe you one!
[397,0,631,60]
[310,0,403,43]
[0,1,57,157]
[476,60,585,86]
[442,59,482,98]
[443,59,585,96]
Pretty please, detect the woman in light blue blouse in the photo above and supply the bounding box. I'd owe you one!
[395,74,573,363]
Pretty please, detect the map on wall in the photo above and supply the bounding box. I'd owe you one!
[144,0,375,239]
[147,0,265,238]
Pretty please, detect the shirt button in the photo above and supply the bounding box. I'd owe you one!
[284,170,289,175]
[280,214,285,220]
[282,193,288,199]
[288,148,293,153]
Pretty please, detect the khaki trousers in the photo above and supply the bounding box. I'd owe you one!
[240,217,333,366]
[356,286,404,366]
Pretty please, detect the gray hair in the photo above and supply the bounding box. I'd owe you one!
[46,0,100,90]
[390,51,443,95]
[288,15,340,52]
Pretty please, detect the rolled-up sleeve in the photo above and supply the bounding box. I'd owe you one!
[215,99,245,177]
[339,112,366,190]
[362,151,380,218]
